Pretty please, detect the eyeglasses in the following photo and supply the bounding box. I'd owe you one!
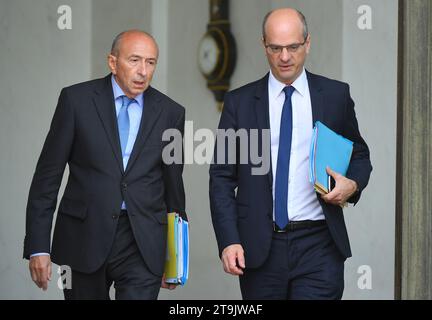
[265,37,308,55]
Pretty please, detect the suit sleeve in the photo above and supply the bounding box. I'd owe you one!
[23,88,75,259]
[209,93,241,256]
[163,108,186,219]
[342,85,373,204]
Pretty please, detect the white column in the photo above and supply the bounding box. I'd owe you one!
[151,0,169,93]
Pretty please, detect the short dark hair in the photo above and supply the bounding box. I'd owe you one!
[110,30,157,56]
[262,9,309,41]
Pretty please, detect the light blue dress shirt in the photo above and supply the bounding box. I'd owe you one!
[111,75,144,209]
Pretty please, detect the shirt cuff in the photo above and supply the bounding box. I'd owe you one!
[30,253,50,258]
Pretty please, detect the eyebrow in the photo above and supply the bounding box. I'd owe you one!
[267,42,303,46]
[128,54,157,60]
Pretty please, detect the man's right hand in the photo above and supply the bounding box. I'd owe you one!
[221,244,245,276]
[29,255,52,291]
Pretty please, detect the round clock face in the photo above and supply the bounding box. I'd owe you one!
[198,34,220,76]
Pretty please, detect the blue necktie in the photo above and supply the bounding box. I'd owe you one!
[118,96,133,157]
[275,86,295,229]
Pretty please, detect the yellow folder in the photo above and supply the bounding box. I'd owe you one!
[164,212,177,280]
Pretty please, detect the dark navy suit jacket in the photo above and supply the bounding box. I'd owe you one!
[210,71,372,268]
[24,74,186,275]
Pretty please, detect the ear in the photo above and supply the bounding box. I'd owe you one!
[305,34,311,55]
[261,37,267,55]
[107,54,117,75]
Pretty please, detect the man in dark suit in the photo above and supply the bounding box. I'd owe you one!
[210,8,372,299]
[24,30,186,300]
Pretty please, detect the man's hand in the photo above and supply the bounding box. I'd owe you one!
[161,273,177,290]
[221,244,245,276]
[29,255,52,291]
[321,167,358,206]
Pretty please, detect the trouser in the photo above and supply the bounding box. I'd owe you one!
[239,223,345,300]
[63,213,161,300]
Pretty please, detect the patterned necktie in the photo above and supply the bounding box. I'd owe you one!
[118,95,133,156]
[274,86,295,229]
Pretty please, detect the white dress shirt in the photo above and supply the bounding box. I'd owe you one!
[268,68,324,221]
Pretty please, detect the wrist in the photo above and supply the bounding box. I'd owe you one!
[350,180,359,196]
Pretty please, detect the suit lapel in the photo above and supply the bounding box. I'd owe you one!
[253,73,273,189]
[125,86,162,175]
[306,71,324,126]
[93,75,124,173]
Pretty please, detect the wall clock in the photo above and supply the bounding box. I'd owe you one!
[198,0,237,111]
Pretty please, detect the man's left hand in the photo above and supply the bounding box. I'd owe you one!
[161,273,177,290]
[321,167,358,207]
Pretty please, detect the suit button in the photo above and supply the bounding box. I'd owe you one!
[121,182,127,189]
[112,214,119,219]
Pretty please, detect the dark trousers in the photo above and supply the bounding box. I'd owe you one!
[64,214,161,300]
[239,224,345,300]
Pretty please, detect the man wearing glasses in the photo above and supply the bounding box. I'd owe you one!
[210,8,372,299]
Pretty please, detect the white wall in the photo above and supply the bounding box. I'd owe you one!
[341,0,398,299]
[91,0,153,78]
[0,0,92,299]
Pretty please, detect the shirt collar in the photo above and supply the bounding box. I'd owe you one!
[268,68,308,100]
[111,75,144,108]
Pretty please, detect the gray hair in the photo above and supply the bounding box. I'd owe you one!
[110,29,157,56]
[262,9,309,41]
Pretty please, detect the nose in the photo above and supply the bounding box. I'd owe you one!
[279,47,291,62]
[137,61,147,77]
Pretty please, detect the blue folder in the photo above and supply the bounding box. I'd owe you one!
[181,221,189,285]
[309,121,353,194]
[164,213,189,286]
